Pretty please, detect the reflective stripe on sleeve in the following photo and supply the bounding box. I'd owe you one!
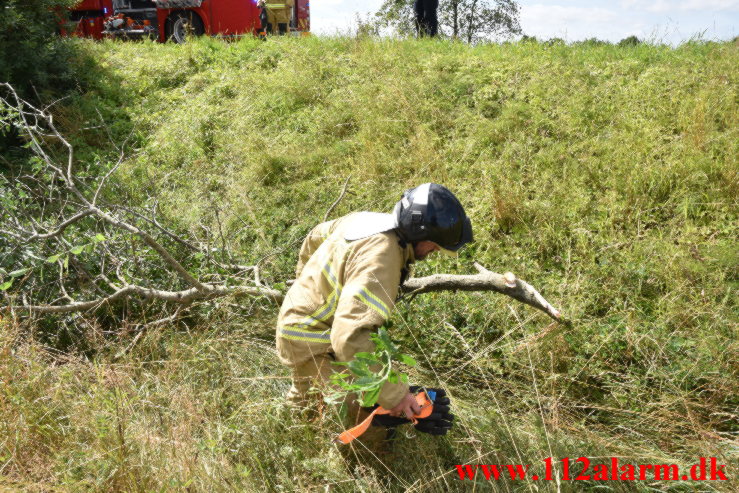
[322,263,341,295]
[294,291,337,329]
[353,286,390,318]
[279,327,331,343]
[288,262,343,333]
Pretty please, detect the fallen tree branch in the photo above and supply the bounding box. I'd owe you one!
[13,263,562,322]
[16,283,283,313]
[401,262,562,322]
[2,83,209,292]
[16,209,94,242]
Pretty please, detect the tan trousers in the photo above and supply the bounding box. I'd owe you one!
[285,353,389,450]
[286,353,335,408]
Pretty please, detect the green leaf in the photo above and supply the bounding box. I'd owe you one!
[354,375,381,387]
[46,254,62,263]
[63,255,69,270]
[377,328,396,353]
[93,233,106,243]
[0,280,13,291]
[359,387,381,407]
[353,352,378,365]
[347,359,371,377]
[9,268,30,278]
[70,245,86,255]
[398,354,417,366]
[328,325,412,408]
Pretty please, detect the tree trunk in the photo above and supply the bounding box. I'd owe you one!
[453,1,459,38]
[466,0,478,43]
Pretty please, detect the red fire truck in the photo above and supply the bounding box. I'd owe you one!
[66,1,112,40]
[67,0,310,42]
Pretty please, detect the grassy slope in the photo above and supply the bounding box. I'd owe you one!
[1,37,737,491]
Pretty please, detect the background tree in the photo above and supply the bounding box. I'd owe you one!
[0,0,78,97]
[375,0,522,42]
[1,0,82,153]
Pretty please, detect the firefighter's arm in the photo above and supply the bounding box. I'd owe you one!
[330,235,408,409]
[295,220,335,278]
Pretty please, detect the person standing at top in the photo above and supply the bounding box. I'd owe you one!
[259,0,294,35]
[414,0,439,37]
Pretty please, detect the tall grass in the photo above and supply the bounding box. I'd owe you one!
[1,36,737,491]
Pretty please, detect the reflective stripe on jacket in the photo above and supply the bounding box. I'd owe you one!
[276,213,415,408]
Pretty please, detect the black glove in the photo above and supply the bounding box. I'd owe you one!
[365,386,454,436]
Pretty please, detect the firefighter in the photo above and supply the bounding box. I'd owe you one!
[276,183,472,437]
[414,0,439,37]
[259,0,294,35]
[257,0,269,38]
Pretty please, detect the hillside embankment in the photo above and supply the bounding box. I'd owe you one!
[1,36,737,491]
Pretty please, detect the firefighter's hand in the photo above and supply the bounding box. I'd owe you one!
[388,392,422,419]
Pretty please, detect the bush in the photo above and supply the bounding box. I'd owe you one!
[0,0,78,98]
[618,35,641,47]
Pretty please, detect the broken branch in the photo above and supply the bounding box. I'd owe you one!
[401,262,562,322]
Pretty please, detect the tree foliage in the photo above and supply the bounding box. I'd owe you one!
[0,0,78,97]
[375,0,522,42]
[618,35,642,47]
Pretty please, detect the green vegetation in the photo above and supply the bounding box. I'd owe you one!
[0,0,79,98]
[1,36,737,491]
[330,325,416,407]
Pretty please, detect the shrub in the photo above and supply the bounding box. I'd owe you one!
[0,0,79,98]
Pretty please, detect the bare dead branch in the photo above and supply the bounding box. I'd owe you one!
[16,283,283,314]
[92,206,211,291]
[323,175,351,221]
[10,261,562,321]
[105,203,201,253]
[114,306,185,360]
[93,152,125,205]
[16,209,94,242]
[253,265,262,287]
[58,260,74,302]
[401,262,563,322]
[2,84,212,292]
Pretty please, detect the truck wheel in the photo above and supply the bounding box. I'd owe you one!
[167,11,204,43]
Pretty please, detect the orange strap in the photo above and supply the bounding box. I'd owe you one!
[334,391,434,445]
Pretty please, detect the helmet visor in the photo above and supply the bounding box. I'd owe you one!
[443,216,473,252]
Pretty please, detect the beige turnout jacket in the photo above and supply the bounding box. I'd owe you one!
[264,0,294,24]
[276,213,415,408]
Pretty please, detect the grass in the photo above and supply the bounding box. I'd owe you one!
[1,35,737,491]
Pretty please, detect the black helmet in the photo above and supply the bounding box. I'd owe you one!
[393,183,473,251]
